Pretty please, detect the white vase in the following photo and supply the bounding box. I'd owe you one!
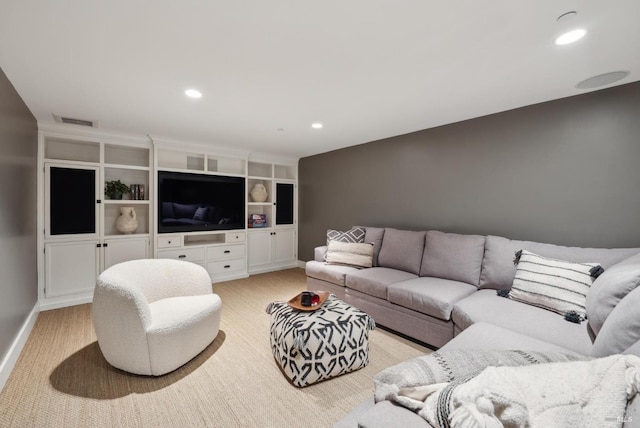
[250,183,268,202]
[116,207,138,234]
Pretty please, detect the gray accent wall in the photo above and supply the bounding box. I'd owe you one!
[0,67,38,363]
[299,81,640,261]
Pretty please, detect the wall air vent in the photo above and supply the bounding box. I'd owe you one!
[52,114,98,128]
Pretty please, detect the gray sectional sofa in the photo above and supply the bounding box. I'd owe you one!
[304,226,640,427]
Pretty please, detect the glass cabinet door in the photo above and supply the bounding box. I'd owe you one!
[275,182,294,226]
[46,164,99,237]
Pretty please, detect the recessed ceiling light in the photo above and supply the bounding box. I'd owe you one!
[185,89,202,98]
[311,123,323,129]
[555,29,586,45]
[576,71,630,90]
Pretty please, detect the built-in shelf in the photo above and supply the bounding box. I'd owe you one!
[45,138,101,163]
[157,149,246,175]
[184,233,227,246]
[41,132,152,307]
[104,144,149,167]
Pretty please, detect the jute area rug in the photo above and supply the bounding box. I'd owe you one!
[0,268,430,427]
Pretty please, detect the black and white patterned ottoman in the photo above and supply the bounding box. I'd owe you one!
[266,295,375,387]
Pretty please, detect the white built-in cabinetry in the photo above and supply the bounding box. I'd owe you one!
[156,231,247,281]
[154,146,250,282]
[39,131,151,309]
[246,161,297,274]
[153,146,298,280]
[38,127,298,310]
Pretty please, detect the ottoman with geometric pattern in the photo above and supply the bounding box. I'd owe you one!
[265,294,375,387]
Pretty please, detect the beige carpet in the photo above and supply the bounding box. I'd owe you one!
[0,268,430,427]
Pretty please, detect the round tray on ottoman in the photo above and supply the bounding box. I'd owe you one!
[265,294,376,387]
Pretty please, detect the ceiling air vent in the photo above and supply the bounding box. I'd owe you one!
[52,114,98,128]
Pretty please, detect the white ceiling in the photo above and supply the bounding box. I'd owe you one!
[1,1,638,159]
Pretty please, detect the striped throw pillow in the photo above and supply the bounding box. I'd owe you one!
[325,241,374,268]
[510,250,603,319]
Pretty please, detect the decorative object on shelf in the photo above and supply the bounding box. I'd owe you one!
[249,183,268,202]
[248,213,267,228]
[115,207,138,234]
[105,180,131,200]
[130,184,145,200]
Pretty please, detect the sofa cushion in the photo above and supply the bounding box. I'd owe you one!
[377,228,426,275]
[452,290,594,355]
[509,250,601,319]
[357,400,429,428]
[305,260,359,287]
[361,226,385,267]
[586,252,640,335]
[591,286,640,357]
[387,277,476,321]
[325,241,374,268]
[346,267,417,300]
[172,202,199,219]
[419,231,485,286]
[624,340,640,357]
[326,226,366,245]
[442,323,584,356]
[162,201,175,219]
[479,235,640,290]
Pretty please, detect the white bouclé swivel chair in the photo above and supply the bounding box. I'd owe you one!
[93,259,222,376]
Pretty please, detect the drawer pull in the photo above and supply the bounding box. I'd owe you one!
[224,265,231,269]
[178,255,186,259]
[224,250,231,254]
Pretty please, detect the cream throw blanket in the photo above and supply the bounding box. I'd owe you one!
[393,354,640,428]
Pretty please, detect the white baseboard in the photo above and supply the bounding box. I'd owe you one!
[248,261,300,275]
[296,260,306,269]
[38,292,94,311]
[0,303,39,393]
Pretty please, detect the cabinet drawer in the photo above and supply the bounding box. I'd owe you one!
[207,244,246,260]
[227,231,246,242]
[207,258,246,275]
[157,247,205,262]
[157,236,182,248]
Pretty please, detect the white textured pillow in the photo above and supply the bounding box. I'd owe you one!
[325,241,373,268]
[510,250,602,319]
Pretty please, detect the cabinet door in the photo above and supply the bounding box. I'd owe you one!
[272,229,296,264]
[248,230,272,268]
[274,182,294,226]
[45,164,99,238]
[103,238,149,271]
[45,241,100,297]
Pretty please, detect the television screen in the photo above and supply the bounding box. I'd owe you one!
[158,171,245,233]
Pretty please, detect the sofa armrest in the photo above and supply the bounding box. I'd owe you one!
[314,246,328,262]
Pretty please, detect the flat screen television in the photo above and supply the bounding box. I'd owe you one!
[158,171,245,233]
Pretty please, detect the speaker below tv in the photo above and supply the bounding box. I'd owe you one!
[158,171,245,233]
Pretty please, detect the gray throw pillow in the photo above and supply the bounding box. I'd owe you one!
[420,231,485,286]
[586,253,640,335]
[592,285,640,357]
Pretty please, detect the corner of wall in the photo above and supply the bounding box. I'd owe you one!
[0,304,39,393]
